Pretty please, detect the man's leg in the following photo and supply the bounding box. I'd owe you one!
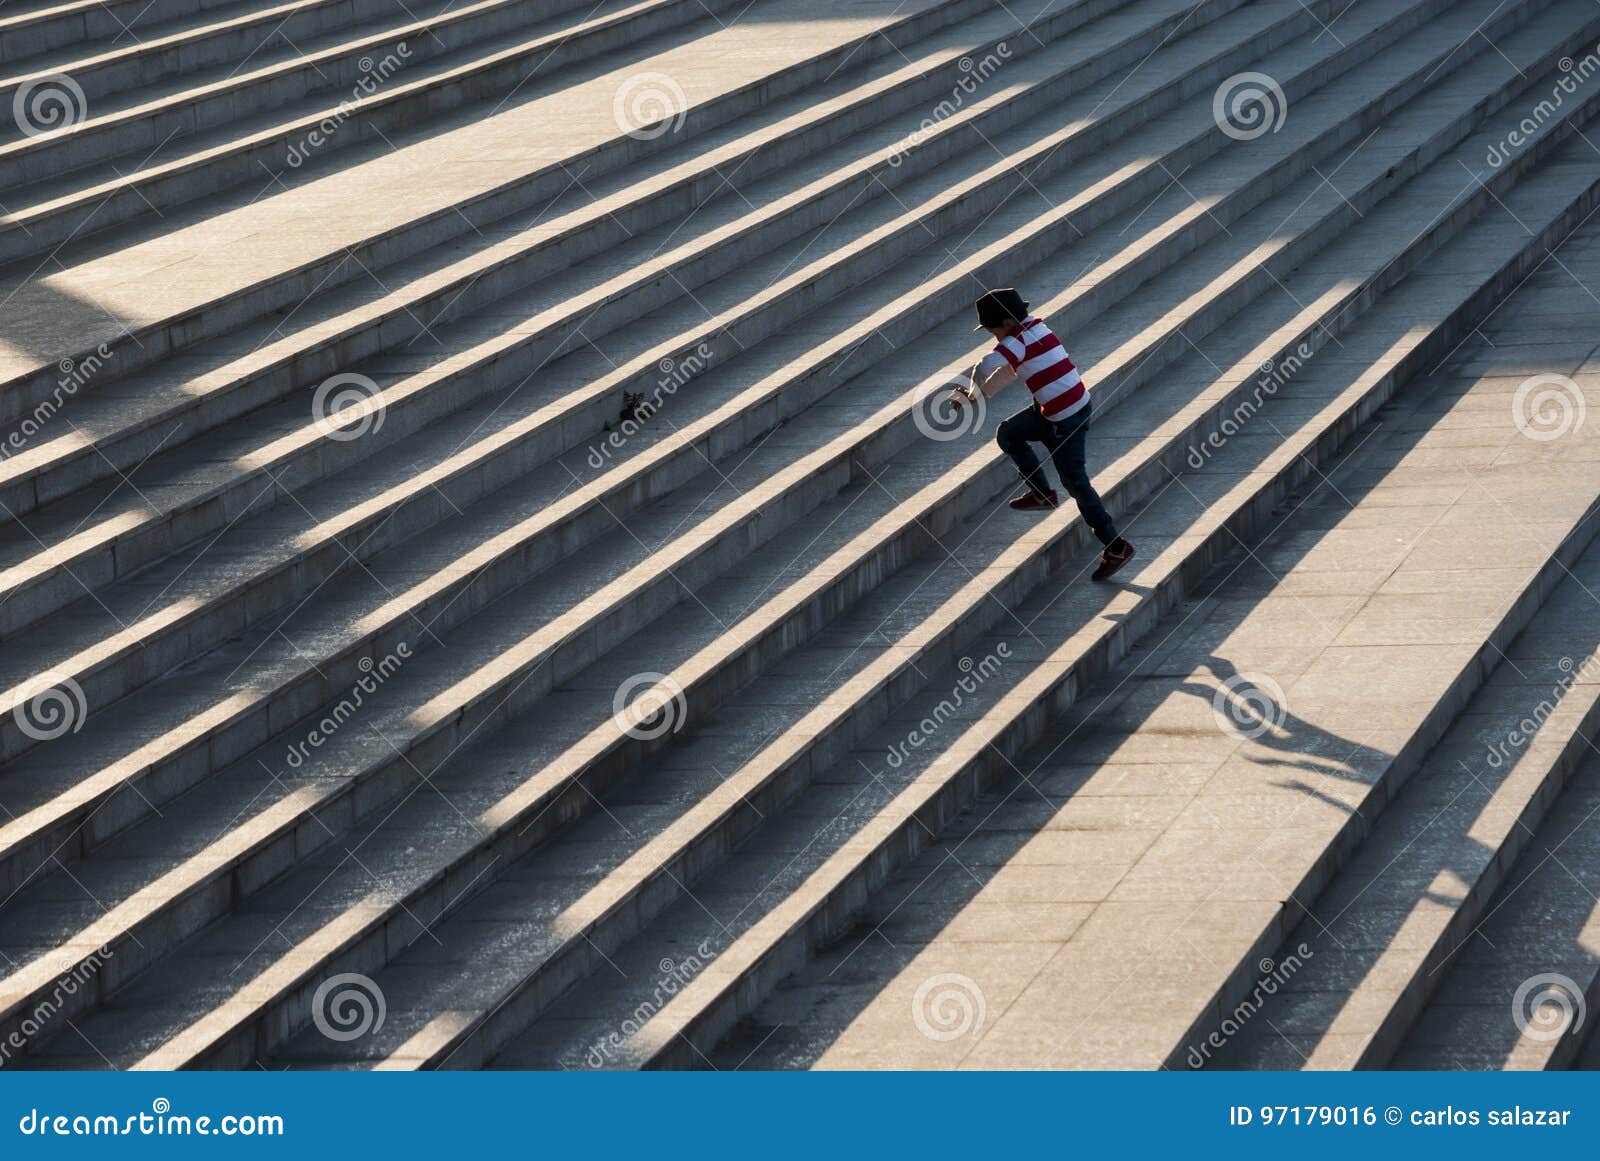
[996,405,1055,498]
[1045,403,1119,545]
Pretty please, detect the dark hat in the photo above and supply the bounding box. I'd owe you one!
[974,288,1029,330]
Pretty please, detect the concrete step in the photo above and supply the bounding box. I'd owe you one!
[0,0,1561,1065]
[0,0,974,380]
[1205,542,1600,1069]
[0,0,1462,809]
[454,112,1600,1071]
[705,208,1600,1072]
[1195,224,1600,1070]
[0,0,582,115]
[0,0,1242,524]
[0,0,750,227]
[0,0,245,65]
[1391,751,1600,1068]
[0,0,1458,827]
[204,35,1600,1070]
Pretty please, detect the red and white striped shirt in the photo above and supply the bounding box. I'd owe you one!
[983,317,1087,419]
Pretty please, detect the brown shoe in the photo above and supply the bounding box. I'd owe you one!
[1009,489,1059,512]
[1091,537,1135,582]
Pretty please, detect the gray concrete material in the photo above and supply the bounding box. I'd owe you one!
[0,0,976,415]
[0,0,586,116]
[0,0,744,185]
[517,125,1600,1071]
[0,0,1555,798]
[0,0,248,65]
[0,0,1584,1077]
[0,0,1257,519]
[1205,555,1600,1067]
[0,0,1497,857]
[707,322,1600,1073]
[29,445,1028,1069]
[271,106,1600,1071]
[6,2,1555,1061]
[1386,740,1600,1069]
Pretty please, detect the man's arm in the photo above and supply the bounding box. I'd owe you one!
[964,350,1016,400]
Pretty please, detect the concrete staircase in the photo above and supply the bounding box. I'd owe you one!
[0,0,1596,1070]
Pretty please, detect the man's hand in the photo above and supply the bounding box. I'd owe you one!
[947,382,977,410]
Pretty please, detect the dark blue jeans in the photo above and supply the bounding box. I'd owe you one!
[996,400,1118,545]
